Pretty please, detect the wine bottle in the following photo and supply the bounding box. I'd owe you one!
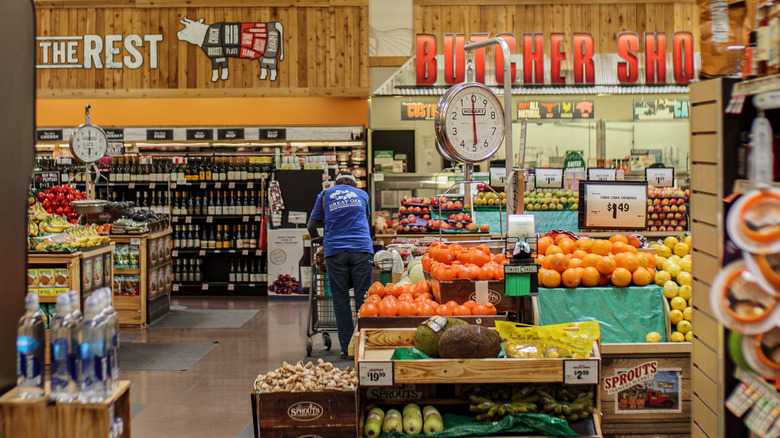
[229,259,237,283]
[241,259,250,283]
[251,258,259,283]
[299,235,312,294]
[215,225,223,249]
[223,225,231,249]
[207,191,216,215]
[173,226,181,249]
[193,225,201,249]
[249,225,258,249]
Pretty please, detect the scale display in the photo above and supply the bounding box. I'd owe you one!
[579,181,648,230]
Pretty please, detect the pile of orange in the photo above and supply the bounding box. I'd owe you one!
[422,242,509,282]
[358,280,498,317]
[537,233,657,289]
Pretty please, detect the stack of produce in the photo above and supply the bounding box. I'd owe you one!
[645,234,693,342]
[646,186,689,232]
[465,383,594,423]
[29,224,110,252]
[31,185,87,223]
[422,242,508,282]
[413,316,501,358]
[536,233,656,288]
[523,190,579,211]
[253,359,357,393]
[473,188,508,208]
[358,281,498,317]
[364,404,443,437]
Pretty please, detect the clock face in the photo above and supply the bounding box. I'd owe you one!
[435,83,505,164]
[70,124,108,163]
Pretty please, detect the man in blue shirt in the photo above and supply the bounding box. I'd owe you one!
[308,171,373,359]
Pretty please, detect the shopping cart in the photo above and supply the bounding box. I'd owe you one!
[305,241,356,356]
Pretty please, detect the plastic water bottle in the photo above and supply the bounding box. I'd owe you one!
[67,290,83,396]
[68,291,83,322]
[50,294,77,402]
[16,294,45,399]
[100,288,119,392]
[78,295,108,402]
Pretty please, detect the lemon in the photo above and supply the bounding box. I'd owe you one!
[665,263,682,278]
[657,245,672,258]
[674,242,690,257]
[655,270,672,286]
[678,284,692,301]
[685,331,693,342]
[671,296,687,311]
[670,331,685,342]
[683,306,693,321]
[677,320,692,334]
[670,309,684,325]
[680,259,692,273]
[655,256,668,269]
[684,235,692,247]
[547,351,560,359]
[649,242,661,249]
[677,271,693,286]
[664,236,679,249]
[682,254,692,262]
[669,255,683,265]
[663,280,680,299]
[646,331,662,343]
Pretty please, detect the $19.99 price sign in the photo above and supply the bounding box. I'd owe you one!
[580,181,647,230]
[358,361,394,387]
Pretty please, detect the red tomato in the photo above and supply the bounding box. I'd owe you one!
[63,206,72,214]
[56,207,64,215]
[42,200,51,209]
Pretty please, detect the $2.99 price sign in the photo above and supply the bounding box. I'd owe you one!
[534,168,564,189]
[580,181,648,230]
[358,361,394,387]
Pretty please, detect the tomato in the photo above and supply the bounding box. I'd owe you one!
[56,207,64,215]
[36,193,46,202]
[46,208,54,214]
[42,200,51,209]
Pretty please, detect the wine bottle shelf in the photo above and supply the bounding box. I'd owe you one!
[171,215,262,222]
[172,249,263,256]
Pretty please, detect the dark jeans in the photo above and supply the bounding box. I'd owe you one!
[324,251,372,353]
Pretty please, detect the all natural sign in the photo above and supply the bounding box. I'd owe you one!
[416,32,695,86]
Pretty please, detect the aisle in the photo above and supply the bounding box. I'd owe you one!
[120,296,348,438]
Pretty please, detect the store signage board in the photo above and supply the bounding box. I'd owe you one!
[563,151,587,172]
[106,143,124,157]
[517,101,594,119]
[645,167,675,187]
[633,99,690,119]
[535,168,564,189]
[288,211,307,225]
[217,128,244,140]
[489,167,506,188]
[579,181,648,230]
[358,361,394,387]
[186,129,214,141]
[587,168,617,181]
[32,171,60,189]
[401,102,437,120]
[146,129,173,141]
[564,360,599,385]
[259,128,286,140]
[36,129,63,142]
[104,129,124,140]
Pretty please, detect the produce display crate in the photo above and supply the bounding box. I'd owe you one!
[251,390,357,438]
[357,313,509,329]
[0,386,53,437]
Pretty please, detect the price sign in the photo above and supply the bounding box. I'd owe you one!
[564,360,599,385]
[645,167,675,187]
[173,284,180,292]
[254,216,261,222]
[185,216,192,224]
[228,284,235,291]
[242,250,249,256]
[172,250,178,257]
[32,171,60,189]
[215,250,221,254]
[202,284,209,291]
[358,362,394,387]
[242,216,250,222]
[580,181,648,230]
[489,167,507,188]
[199,250,206,257]
[587,168,617,181]
[248,182,254,189]
[229,182,235,189]
[206,216,214,223]
[128,183,135,189]
[150,183,156,189]
[535,168,564,189]
[171,183,177,189]
[256,250,263,256]
[288,211,307,225]
[172,216,179,223]
[215,182,222,189]
[130,238,142,245]
[200,182,207,189]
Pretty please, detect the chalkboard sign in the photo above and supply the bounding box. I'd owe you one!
[32,171,60,189]
[36,129,63,142]
[217,128,245,140]
[259,128,286,140]
[186,129,214,141]
[146,129,174,141]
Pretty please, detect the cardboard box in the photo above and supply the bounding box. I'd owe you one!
[54,288,69,297]
[699,0,757,76]
[37,269,54,288]
[27,269,38,288]
[38,288,54,297]
[54,268,70,287]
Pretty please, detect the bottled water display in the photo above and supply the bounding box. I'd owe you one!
[16,294,46,399]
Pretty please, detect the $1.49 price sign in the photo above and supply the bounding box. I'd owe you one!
[358,361,394,387]
[582,181,647,230]
[645,167,675,187]
[564,360,599,385]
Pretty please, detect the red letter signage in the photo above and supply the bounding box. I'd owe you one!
[572,33,595,84]
[673,31,694,84]
[645,32,667,84]
[550,33,566,84]
[470,33,489,84]
[495,33,517,85]
[523,33,545,85]
[443,33,466,85]
[416,34,437,85]
[617,32,639,84]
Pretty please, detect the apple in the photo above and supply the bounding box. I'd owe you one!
[403,225,411,233]
[441,222,451,230]
[396,225,404,233]
[455,213,464,222]
[647,205,655,213]
[399,206,407,214]
[422,207,429,213]
[650,226,659,231]
[411,226,419,232]
[401,219,409,225]
[463,214,471,223]
[479,224,490,232]
[423,214,430,220]
[422,198,431,205]
[679,205,687,213]
[455,222,464,229]
[454,201,463,209]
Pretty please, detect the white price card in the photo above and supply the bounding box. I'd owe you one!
[581,182,648,230]
[359,362,394,387]
[172,216,179,223]
[248,182,254,189]
[489,167,507,188]
[374,173,385,182]
[242,216,250,222]
[229,182,235,189]
[171,183,177,190]
[214,250,221,254]
[215,182,222,189]
[185,216,192,224]
[172,250,178,257]
[206,216,214,223]
[227,284,235,291]
[535,168,564,189]
[587,168,617,181]
[564,360,599,385]
[199,250,206,257]
[254,216,261,222]
[128,183,135,189]
[645,167,675,187]
[202,284,209,291]
[242,250,249,256]
[200,182,207,189]
[149,183,156,189]
[130,238,142,246]
[288,211,307,225]
[256,250,263,256]
[173,284,180,292]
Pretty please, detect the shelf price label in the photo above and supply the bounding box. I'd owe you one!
[149,183,156,189]
[227,284,235,291]
[256,250,263,256]
[206,216,214,223]
[358,362,394,387]
[172,216,179,223]
[171,183,177,190]
[581,181,647,230]
[229,182,235,189]
[242,216,249,223]
[202,284,209,291]
[215,182,222,189]
[200,182,207,189]
[564,360,599,385]
[242,250,249,256]
[172,250,178,257]
[185,216,192,224]
[130,238,142,245]
[173,284,180,292]
[128,183,135,189]
[645,167,675,187]
[248,182,254,189]
[254,216,261,222]
[199,250,206,257]
[587,168,617,181]
[535,168,564,189]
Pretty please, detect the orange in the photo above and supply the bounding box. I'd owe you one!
[625,245,637,254]
[572,250,589,260]
[554,234,570,245]
[558,238,576,255]
[397,301,417,316]
[416,302,436,317]
[611,241,630,254]
[493,266,505,280]
[632,267,652,286]
[453,305,471,316]
[599,274,611,286]
[541,270,562,288]
[537,236,554,257]
[574,238,593,252]
[484,302,498,315]
[545,245,563,256]
[561,268,582,288]
[378,299,398,317]
[435,304,452,316]
[582,253,602,268]
[368,281,385,298]
[445,300,459,311]
[591,239,613,256]
[359,302,379,317]
[397,293,414,302]
[637,252,656,269]
[647,268,656,283]
[596,256,617,276]
[627,235,643,248]
[611,267,632,287]
[569,258,583,269]
[538,268,548,284]
[616,252,640,273]
[538,256,551,270]
[610,234,629,244]
[550,253,569,273]
[472,303,490,315]
[581,267,601,287]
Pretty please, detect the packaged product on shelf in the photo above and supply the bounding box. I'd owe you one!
[37,269,54,287]
[54,288,68,297]
[27,269,38,287]
[496,321,600,359]
[54,268,69,287]
[94,257,103,287]
[38,288,54,297]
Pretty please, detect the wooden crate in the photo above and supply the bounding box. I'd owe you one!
[55,380,132,438]
[357,313,508,329]
[0,388,53,437]
[251,390,357,438]
[599,343,692,437]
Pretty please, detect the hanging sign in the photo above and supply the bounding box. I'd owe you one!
[634,99,690,119]
[588,168,617,181]
[645,167,675,187]
[146,129,173,141]
[579,181,648,230]
[186,129,214,141]
[36,129,63,142]
[563,151,587,172]
[259,128,286,140]
[217,128,245,140]
[518,101,595,119]
[535,168,564,189]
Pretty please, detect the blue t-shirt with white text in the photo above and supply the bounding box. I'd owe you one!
[310,185,373,258]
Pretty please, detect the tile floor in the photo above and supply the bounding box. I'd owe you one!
[122,296,349,438]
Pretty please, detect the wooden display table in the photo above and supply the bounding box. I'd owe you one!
[28,243,115,307]
[111,229,172,327]
[376,233,501,248]
[0,380,131,438]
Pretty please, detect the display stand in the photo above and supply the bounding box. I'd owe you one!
[28,243,115,307]
[0,381,131,438]
[111,229,172,327]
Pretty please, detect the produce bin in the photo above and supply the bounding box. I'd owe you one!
[358,313,508,329]
[426,275,521,315]
[251,390,358,438]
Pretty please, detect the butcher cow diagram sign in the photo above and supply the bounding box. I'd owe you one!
[177,17,284,82]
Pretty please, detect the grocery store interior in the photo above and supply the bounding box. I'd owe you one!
[2,0,780,437]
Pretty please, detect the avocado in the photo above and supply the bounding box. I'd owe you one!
[414,316,468,358]
[437,324,502,359]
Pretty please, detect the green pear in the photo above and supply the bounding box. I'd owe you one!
[422,406,443,435]
[363,407,384,438]
[382,409,403,434]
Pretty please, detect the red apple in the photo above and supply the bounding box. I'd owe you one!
[399,206,407,214]
[479,224,490,232]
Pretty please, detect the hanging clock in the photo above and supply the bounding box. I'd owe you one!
[69,122,108,163]
[434,82,505,164]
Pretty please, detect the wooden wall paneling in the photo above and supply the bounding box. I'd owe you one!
[692,278,715,318]
[67,8,77,88]
[692,366,719,410]
[360,5,369,88]
[413,4,423,36]
[317,8,327,89]
[328,7,336,89]
[693,395,719,438]
[142,7,153,90]
[75,8,86,90]
[288,6,299,87]
[297,8,307,88]
[274,6,286,89]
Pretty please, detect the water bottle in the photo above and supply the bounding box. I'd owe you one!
[68,291,83,322]
[50,294,77,402]
[101,288,120,392]
[16,294,45,399]
[67,290,83,396]
[78,295,108,403]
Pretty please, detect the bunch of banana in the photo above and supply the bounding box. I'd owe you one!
[65,225,110,247]
[465,383,594,423]
[38,215,74,234]
[28,204,50,223]
[28,219,39,237]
